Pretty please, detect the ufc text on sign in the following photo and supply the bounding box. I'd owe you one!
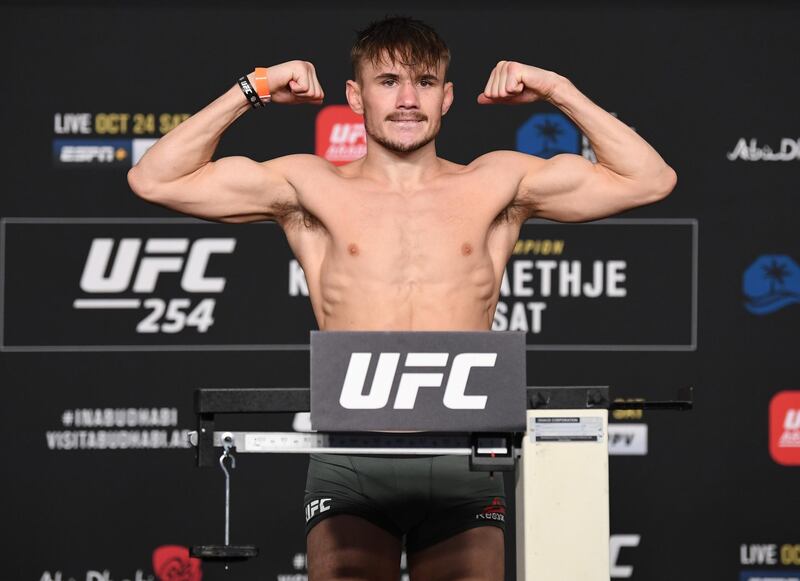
[309,331,526,432]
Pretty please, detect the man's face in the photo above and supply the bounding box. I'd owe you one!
[347,55,453,154]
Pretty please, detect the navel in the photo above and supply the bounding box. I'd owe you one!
[347,243,360,257]
[461,243,473,256]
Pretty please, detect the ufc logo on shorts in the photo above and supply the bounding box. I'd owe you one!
[305,498,331,522]
[79,237,236,293]
[339,352,496,410]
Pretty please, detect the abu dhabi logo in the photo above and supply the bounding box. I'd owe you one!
[516,113,580,159]
[727,137,800,162]
[743,255,800,315]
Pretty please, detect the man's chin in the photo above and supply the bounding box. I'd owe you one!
[371,132,436,154]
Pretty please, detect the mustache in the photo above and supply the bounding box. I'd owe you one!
[386,113,427,122]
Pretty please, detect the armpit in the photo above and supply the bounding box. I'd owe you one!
[491,198,533,227]
[273,200,325,231]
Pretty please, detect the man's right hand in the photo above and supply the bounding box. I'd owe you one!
[265,60,325,105]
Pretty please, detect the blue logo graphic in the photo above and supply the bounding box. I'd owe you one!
[740,571,800,581]
[743,255,800,315]
[516,113,580,159]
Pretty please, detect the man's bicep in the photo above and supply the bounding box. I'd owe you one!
[132,154,311,224]
[168,155,304,223]
[519,153,652,223]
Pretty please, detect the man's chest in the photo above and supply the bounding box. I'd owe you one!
[312,185,511,240]
[284,175,524,273]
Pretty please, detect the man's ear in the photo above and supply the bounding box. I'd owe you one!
[442,81,454,116]
[346,80,364,115]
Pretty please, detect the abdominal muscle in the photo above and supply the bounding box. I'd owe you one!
[306,248,500,332]
[320,282,496,331]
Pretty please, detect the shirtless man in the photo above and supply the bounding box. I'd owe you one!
[128,16,676,581]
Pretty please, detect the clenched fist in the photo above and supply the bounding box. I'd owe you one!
[477,61,561,105]
[263,60,325,105]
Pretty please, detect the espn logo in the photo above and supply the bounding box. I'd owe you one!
[340,352,495,410]
[53,139,131,165]
[316,105,366,165]
[61,145,118,163]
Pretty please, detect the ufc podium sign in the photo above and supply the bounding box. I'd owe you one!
[310,331,526,432]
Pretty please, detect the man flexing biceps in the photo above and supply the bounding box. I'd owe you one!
[129,16,675,581]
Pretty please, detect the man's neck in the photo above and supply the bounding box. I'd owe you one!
[359,140,442,191]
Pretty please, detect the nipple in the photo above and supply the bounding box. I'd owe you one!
[461,243,473,256]
[348,243,360,256]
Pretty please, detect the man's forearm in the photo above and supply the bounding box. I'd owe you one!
[548,76,674,184]
[129,78,253,191]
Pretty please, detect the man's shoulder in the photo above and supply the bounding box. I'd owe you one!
[469,150,545,169]
[261,153,336,173]
[463,151,546,185]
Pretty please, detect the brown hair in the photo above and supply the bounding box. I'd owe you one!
[351,16,450,81]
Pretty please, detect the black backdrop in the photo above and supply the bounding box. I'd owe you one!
[2,2,799,580]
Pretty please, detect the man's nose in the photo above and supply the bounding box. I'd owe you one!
[396,81,420,108]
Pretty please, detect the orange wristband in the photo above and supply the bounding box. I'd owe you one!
[254,67,271,103]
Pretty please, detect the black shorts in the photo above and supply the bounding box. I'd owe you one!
[304,453,506,553]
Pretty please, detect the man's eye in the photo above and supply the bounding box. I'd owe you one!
[419,80,432,87]
[382,79,397,86]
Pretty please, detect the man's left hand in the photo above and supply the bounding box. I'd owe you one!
[477,61,561,105]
